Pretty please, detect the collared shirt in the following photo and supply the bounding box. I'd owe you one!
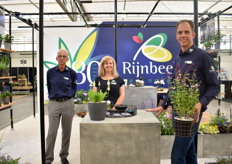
[161,44,220,112]
[47,66,77,99]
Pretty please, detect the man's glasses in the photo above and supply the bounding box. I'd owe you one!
[57,55,68,58]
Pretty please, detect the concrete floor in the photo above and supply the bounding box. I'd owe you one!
[0,95,231,164]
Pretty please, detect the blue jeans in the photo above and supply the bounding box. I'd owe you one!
[171,112,203,164]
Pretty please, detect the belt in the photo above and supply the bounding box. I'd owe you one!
[50,97,72,102]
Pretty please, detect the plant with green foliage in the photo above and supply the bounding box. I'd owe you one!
[169,65,200,119]
[216,155,232,164]
[88,90,107,103]
[1,90,13,98]
[3,34,14,43]
[74,89,88,104]
[199,122,220,134]
[210,113,232,133]
[203,32,225,49]
[0,33,3,41]
[0,54,10,70]
[158,112,174,135]
[17,74,26,79]
[0,132,21,164]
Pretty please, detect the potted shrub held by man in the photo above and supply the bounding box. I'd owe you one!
[169,68,200,137]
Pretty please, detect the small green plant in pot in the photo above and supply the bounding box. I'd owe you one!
[0,54,10,76]
[3,34,14,50]
[87,90,108,121]
[1,90,13,105]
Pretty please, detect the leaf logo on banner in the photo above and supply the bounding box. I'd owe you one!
[43,29,104,71]
[133,33,172,62]
[132,32,143,43]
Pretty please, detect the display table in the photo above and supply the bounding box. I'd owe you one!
[80,110,160,164]
[122,86,157,109]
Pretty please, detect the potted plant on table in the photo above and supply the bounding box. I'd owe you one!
[3,34,14,50]
[1,90,13,105]
[87,90,108,121]
[74,89,89,117]
[0,54,10,77]
[169,66,200,137]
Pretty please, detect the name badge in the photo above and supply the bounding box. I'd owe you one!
[111,80,117,85]
[185,61,192,64]
[64,77,69,80]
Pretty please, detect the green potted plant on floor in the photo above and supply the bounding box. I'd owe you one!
[1,90,13,105]
[3,34,14,50]
[87,90,108,121]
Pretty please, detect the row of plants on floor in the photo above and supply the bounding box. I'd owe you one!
[199,113,232,134]
[158,110,232,135]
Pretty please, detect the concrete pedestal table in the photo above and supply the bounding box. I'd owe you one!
[80,110,160,164]
[122,86,157,109]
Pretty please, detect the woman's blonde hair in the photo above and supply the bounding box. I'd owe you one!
[98,56,119,77]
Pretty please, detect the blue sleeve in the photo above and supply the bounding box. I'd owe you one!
[199,53,220,111]
[47,69,51,96]
[71,69,77,97]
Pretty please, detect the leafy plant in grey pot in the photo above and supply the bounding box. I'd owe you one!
[87,90,107,121]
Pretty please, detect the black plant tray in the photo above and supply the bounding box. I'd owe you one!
[106,105,137,118]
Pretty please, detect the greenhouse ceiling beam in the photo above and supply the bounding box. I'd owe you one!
[143,0,160,27]
[199,5,232,26]
[19,24,176,28]
[9,12,232,16]
[73,0,89,27]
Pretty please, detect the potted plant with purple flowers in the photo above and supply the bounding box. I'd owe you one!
[169,65,200,137]
[74,89,89,116]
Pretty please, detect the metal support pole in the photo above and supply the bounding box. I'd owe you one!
[10,108,13,129]
[193,0,198,154]
[216,14,220,50]
[114,0,118,63]
[39,1,46,164]
[32,26,36,118]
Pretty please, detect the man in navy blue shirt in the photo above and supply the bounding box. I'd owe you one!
[146,20,219,164]
[46,49,77,164]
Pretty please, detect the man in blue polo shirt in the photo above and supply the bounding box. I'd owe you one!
[46,49,77,164]
[146,20,219,164]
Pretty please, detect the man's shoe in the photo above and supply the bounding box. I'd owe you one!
[61,158,69,164]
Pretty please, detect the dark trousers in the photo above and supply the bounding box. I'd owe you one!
[171,112,203,164]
